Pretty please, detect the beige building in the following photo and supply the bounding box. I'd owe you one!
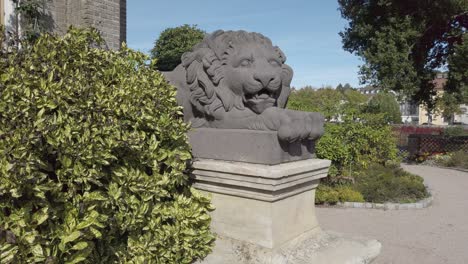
[1,0,126,50]
[359,73,466,125]
[418,75,448,125]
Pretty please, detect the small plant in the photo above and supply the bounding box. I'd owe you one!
[432,151,468,169]
[315,185,364,205]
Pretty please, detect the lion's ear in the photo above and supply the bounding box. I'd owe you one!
[277,64,293,108]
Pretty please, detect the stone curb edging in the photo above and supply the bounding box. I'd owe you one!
[338,195,433,210]
[318,195,433,210]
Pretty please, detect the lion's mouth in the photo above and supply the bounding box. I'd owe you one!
[245,89,276,102]
[244,89,277,114]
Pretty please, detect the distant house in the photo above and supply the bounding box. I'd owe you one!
[357,73,467,125]
[1,0,126,50]
[418,73,447,125]
[455,105,468,125]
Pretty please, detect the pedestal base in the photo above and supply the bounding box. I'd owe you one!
[191,159,330,248]
[198,229,381,264]
[190,158,381,263]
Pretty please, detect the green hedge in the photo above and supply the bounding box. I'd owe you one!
[0,28,214,263]
[315,164,429,204]
[354,164,429,203]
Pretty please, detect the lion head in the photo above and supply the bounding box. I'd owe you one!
[181,30,293,118]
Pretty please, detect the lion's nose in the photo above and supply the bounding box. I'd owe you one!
[254,73,274,87]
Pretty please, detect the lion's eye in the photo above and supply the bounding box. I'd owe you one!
[269,60,280,67]
[240,59,252,67]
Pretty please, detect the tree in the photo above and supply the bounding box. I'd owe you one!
[151,24,205,71]
[445,33,468,108]
[365,92,402,124]
[342,88,368,117]
[3,0,53,48]
[336,83,345,92]
[288,87,345,120]
[338,0,468,113]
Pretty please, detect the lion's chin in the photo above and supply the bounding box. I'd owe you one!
[245,97,276,114]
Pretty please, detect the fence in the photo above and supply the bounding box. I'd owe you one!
[407,135,468,157]
[392,125,468,158]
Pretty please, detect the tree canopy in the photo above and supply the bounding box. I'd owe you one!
[365,92,402,124]
[287,86,367,121]
[338,0,468,111]
[151,24,205,71]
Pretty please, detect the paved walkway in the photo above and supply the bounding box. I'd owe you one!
[316,165,468,264]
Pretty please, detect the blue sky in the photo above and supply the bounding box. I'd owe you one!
[127,0,363,89]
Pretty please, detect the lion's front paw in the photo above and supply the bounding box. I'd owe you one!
[277,111,324,142]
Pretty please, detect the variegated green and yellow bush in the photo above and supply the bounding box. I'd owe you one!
[0,28,214,263]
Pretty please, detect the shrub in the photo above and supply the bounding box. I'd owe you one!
[315,185,364,205]
[444,126,468,137]
[316,117,399,181]
[354,164,429,203]
[0,28,214,263]
[433,151,468,169]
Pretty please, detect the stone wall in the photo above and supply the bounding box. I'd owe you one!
[47,0,126,50]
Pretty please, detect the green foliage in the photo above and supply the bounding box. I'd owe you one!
[288,87,367,120]
[342,89,368,117]
[0,28,214,263]
[446,33,468,109]
[433,151,468,169]
[339,0,468,111]
[315,185,364,205]
[315,117,399,180]
[10,0,53,45]
[444,126,468,137]
[288,87,344,120]
[365,92,402,124]
[151,24,205,71]
[354,164,429,203]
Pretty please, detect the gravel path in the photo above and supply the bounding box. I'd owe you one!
[316,165,468,264]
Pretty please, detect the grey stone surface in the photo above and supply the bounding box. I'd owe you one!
[190,158,330,249]
[198,229,381,264]
[46,0,126,50]
[189,128,317,164]
[164,30,324,143]
[191,158,330,201]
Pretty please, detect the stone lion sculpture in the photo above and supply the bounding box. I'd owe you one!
[164,30,324,142]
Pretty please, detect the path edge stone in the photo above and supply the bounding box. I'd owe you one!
[318,195,433,210]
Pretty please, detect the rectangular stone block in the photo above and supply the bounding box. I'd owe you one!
[189,128,317,165]
[191,158,330,249]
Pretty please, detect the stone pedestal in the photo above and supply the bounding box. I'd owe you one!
[191,158,381,264]
[192,159,329,248]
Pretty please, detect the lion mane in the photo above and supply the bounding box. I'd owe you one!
[179,30,293,123]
